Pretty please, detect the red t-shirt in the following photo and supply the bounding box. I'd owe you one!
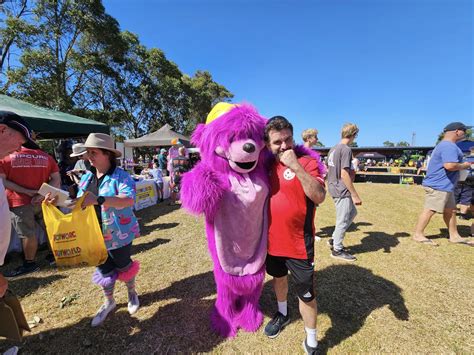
[268,155,324,261]
[0,148,59,207]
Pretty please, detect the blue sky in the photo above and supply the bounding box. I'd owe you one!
[103,0,472,147]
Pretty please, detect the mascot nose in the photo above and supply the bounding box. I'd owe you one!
[242,143,256,153]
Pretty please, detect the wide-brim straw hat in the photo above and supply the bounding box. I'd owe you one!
[70,143,87,157]
[82,133,122,158]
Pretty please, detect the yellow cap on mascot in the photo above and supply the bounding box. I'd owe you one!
[206,102,237,124]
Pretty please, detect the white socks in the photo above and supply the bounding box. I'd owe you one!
[305,327,318,348]
[277,300,288,316]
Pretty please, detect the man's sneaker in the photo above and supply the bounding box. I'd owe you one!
[127,292,140,315]
[331,249,357,262]
[91,301,116,327]
[264,311,290,338]
[302,339,318,355]
[4,262,39,278]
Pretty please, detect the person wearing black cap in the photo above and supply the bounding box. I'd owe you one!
[413,122,473,246]
[0,112,60,277]
[0,111,39,296]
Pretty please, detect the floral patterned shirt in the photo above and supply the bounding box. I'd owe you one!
[77,167,140,250]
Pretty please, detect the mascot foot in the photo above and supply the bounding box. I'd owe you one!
[239,308,263,333]
[211,306,237,338]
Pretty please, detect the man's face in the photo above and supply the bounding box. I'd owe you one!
[0,124,27,158]
[455,129,466,142]
[266,128,294,155]
[308,135,318,146]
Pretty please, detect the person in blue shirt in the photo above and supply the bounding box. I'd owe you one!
[413,122,473,246]
[77,133,141,326]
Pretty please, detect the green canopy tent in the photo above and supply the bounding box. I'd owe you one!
[0,95,109,138]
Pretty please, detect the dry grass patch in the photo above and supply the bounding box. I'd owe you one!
[1,183,473,353]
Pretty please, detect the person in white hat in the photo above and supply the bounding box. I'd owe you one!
[76,133,141,326]
[66,143,90,186]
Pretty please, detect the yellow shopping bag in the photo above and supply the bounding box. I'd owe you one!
[42,194,108,267]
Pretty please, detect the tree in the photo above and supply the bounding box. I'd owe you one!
[4,0,126,111]
[0,0,37,77]
[182,70,233,133]
[349,141,358,147]
[383,141,395,147]
[396,141,410,147]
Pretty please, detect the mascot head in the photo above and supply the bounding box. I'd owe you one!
[192,103,267,175]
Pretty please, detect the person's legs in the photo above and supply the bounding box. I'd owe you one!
[413,209,436,240]
[287,259,318,350]
[444,207,473,244]
[413,187,445,244]
[114,243,140,315]
[264,255,290,338]
[332,197,355,251]
[274,276,288,304]
[91,254,118,327]
[5,205,40,277]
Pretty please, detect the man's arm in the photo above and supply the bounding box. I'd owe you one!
[0,173,37,196]
[341,168,362,205]
[48,171,61,189]
[279,150,326,205]
[444,162,471,171]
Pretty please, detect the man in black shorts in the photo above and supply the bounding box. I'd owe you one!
[263,116,326,354]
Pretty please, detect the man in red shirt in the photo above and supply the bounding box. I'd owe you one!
[263,116,326,354]
[0,145,60,277]
[0,111,39,295]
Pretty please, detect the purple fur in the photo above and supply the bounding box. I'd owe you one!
[181,163,229,220]
[293,144,327,177]
[92,270,118,287]
[181,103,269,337]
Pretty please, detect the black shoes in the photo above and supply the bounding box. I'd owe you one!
[331,249,357,262]
[264,311,290,338]
[4,262,40,278]
[302,339,318,354]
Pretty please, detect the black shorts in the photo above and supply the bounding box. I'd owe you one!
[266,254,315,302]
[97,243,133,276]
[454,184,473,206]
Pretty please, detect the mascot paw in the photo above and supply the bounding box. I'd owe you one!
[211,306,238,338]
[239,308,263,333]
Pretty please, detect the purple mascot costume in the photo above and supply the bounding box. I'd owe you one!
[181,103,269,337]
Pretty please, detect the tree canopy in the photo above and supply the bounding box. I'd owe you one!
[0,0,233,138]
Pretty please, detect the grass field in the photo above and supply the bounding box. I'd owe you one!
[1,183,473,354]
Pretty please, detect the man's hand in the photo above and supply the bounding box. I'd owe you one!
[461,162,471,170]
[0,274,8,298]
[278,149,300,171]
[81,192,98,209]
[352,195,362,206]
[31,194,45,205]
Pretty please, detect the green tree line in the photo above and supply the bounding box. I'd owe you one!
[0,0,233,138]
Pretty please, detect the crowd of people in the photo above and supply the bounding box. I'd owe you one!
[0,108,472,353]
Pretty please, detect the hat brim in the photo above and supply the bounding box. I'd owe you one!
[70,151,87,158]
[82,144,122,158]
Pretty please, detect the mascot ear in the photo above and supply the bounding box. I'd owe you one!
[215,146,226,157]
[191,124,206,147]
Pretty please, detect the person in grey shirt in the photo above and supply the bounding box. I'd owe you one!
[327,123,362,261]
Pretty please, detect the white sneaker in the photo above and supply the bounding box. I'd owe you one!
[127,293,140,315]
[91,301,116,327]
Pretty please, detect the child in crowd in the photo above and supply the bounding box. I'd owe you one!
[169,166,184,205]
[147,161,164,202]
